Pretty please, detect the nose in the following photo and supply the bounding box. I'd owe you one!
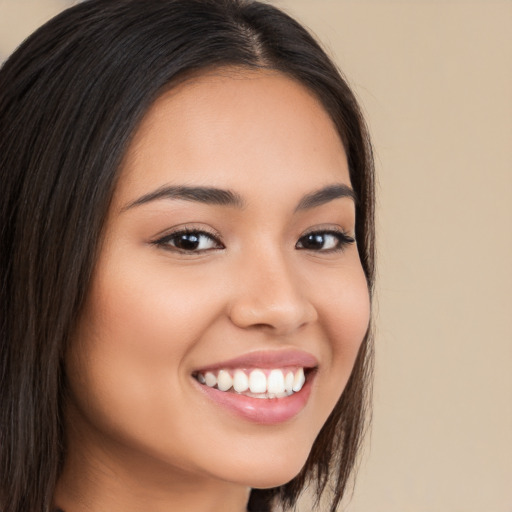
[228,250,318,335]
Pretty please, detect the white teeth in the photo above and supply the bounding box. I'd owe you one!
[267,369,285,394]
[196,367,308,396]
[249,369,267,393]
[285,371,294,393]
[217,370,233,391]
[233,370,249,393]
[292,367,305,392]
[204,372,217,388]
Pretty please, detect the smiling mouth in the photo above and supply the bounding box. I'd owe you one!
[193,367,308,399]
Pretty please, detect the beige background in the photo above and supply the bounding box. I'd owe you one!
[1,1,511,511]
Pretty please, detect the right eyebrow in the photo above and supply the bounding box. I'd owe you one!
[121,185,245,212]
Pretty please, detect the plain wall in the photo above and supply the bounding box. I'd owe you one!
[1,1,511,511]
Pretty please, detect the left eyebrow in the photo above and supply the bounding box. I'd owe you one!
[295,184,356,211]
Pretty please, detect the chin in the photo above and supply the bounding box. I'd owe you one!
[225,446,312,490]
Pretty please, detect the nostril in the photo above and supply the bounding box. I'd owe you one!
[228,300,317,334]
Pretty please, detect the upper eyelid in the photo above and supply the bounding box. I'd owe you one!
[301,226,352,234]
[299,227,355,239]
[153,226,221,242]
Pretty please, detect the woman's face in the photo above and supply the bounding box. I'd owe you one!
[65,69,370,493]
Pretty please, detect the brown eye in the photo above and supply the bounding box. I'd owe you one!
[154,230,223,252]
[296,231,355,252]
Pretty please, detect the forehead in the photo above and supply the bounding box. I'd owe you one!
[116,68,350,205]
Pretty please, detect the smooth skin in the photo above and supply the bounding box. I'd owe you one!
[55,69,370,512]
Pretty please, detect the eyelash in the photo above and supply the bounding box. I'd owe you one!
[296,229,355,252]
[151,228,224,253]
[152,228,355,254]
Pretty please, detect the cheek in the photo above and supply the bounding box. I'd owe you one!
[64,261,237,478]
[332,276,370,352]
[79,254,222,363]
[65,257,220,429]
[317,262,370,384]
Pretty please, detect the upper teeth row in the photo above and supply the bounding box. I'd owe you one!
[197,368,306,395]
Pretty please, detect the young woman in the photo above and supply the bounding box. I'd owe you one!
[0,1,375,511]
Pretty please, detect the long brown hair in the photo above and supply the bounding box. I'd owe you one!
[0,1,375,511]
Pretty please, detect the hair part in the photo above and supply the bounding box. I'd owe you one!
[0,1,375,511]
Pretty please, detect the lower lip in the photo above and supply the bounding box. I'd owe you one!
[194,373,314,425]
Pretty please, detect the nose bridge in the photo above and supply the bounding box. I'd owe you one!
[228,243,317,333]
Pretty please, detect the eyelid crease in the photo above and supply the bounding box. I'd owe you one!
[300,226,354,238]
[150,223,222,242]
[300,225,355,240]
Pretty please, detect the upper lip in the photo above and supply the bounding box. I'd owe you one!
[193,349,319,373]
